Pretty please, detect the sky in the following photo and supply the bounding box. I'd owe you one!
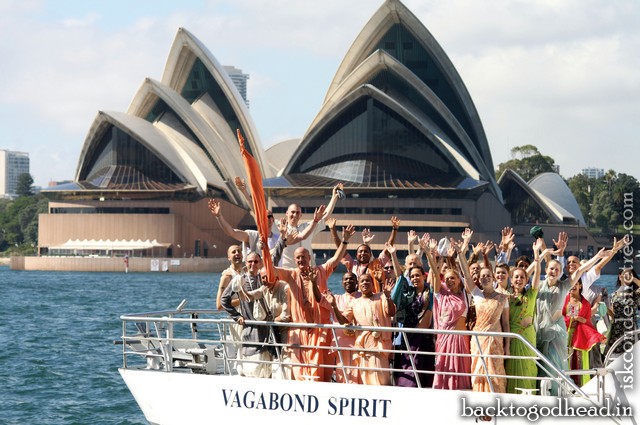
[0,0,638,188]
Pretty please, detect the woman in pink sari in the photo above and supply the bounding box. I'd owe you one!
[327,274,396,385]
[425,243,471,390]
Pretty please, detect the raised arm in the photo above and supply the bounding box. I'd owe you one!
[593,236,628,275]
[552,231,568,270]
[234,176,253,209]
[407,230,419,254]
[324,290,349,325]
[387,216,400,246]
[382,278,397,317]
[414,232,430,263]
[288,205,327,244]
[569,248,608,285]
[460,228,473,258]
[361,228,375,245]
[326,217,341,248]
[529,239,545,292]
[482,240,495,270]
[270,218,291,265]
[324,224,356,269]
[455,239,475,294]
[321,183,344,220]
[425,239,440,293]
[385,242,403,280]
[208,198,250,243]
[498,227,515,264]
[468,242,483,266]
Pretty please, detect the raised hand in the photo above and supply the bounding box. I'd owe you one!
[323,289,336,307]
[332,183,345,197]
[277,217,288,234]
[362,228,375,244]
[383,277,396,297]
[553,231,568,254]
[390,216,400,230]
[420,233,430,249]
[313,205,326,222]
[342,224,356,241]
[326,217,337,230]
[385,241,396,255]
[208,199,221,217]
[301,266,317,284]
[286,230,299,246]
[407,230,419,246]
[234,176,247,192]
[533,237,544,253]
[372,262,384,282]
[462,228,473,246]
[449,237,462,253]
[539,247,553,260]
[447,238,459,257]
[483,240,495,256]
[472,242,485,256]
[612,236,628,252]
[501,227,515,252]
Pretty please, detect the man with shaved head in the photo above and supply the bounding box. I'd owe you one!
[273,224,356,382]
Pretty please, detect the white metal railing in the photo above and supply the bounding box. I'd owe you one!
[118,308,616,402]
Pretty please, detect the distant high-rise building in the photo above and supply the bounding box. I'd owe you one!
[223,65,249,108]
[582,167,604,179]
[0,149,30,198]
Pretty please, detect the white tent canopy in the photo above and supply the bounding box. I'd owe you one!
[49,239,170,251]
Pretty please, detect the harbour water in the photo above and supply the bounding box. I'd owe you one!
[0,267,620,424]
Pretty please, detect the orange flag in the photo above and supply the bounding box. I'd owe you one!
[237,129,275,282]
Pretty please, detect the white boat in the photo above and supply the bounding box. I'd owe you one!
[118,304,638,424]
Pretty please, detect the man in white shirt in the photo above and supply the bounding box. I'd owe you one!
[280,183,344,267]
[208,199,280,258]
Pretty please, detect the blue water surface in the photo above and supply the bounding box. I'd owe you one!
[0,267,619,424]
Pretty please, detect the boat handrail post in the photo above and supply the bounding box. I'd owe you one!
[154,316,174,372]
[122,319,128,369]
[329,327,351,384]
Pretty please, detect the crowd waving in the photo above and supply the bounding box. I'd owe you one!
[210,181,637,394]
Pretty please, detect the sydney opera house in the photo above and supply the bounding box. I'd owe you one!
[38,0,597,260]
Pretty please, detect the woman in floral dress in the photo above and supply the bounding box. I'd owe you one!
[605,269,640,359]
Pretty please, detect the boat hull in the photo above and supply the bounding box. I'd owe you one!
[119,368,632,424]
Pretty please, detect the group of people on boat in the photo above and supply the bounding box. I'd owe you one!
[210,181,639,395]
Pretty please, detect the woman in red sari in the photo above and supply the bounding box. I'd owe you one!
[563,280,606,386]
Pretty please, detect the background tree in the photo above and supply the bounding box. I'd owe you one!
[495,145,556,181]
[15,173,34,197]
[567,173,596,226]
[567,170,640,234]
[0,194,48,255]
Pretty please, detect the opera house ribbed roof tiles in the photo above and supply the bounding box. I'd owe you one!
[54,27,267,208]
[271,0,501,201]
[44,0,585,226]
